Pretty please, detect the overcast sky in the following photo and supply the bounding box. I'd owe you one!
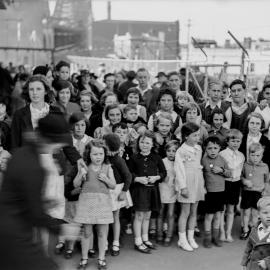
[92,0,270,45]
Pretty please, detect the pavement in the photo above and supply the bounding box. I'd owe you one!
[54,216,246,270]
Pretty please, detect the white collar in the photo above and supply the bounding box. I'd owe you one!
[138,84,152,94]
[205,100,222,109]
[258,222,270,233]
[72,134,89,144]
[225,147,239,156]
[182,142,200,153]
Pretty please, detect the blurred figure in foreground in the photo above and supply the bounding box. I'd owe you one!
[0,113,71,270]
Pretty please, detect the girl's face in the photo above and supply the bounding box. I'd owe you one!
[159,94,174,112]
[90,146,105,166]
[58,87,71,105]
[108,108,121,125]
[114,128,128,144]
[139,136,153,154]
[105,95,117,107]
[74,120,86,138]
[80,95,92,112]
[125,109,138,122]
[166,145,178,161]
[263,87,270,102]
[177,96,188,107]
[249,150,263,165]
[82,74,90,84]
[186,108,198,123]
[29,81,46,104]
[127,93,140,106]
[212,113,224,129]
[185,130,200,146]
[248,116,262,135]
[157,118,172,136]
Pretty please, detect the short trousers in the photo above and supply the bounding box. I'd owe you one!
[240,190,262,210]
[204,191,225,214]
[224,181,241,206]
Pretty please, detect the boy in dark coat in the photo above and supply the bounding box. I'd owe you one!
[241,196,270,270]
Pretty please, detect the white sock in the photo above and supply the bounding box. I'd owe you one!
[135,237,142,245]
[113,240,120,246]
[142,234,149,242]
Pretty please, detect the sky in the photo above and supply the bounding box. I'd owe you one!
[91,0,270,45]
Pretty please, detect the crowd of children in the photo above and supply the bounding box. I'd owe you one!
[2,61,270,269]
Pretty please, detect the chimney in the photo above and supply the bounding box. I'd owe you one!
[107,1,111,20]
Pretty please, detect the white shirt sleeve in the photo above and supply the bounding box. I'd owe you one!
[174,149,187,190]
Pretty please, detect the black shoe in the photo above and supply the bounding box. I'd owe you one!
[55,242,65,255]
[64,249,73,259]
[88,249,96,258]
[98,259,107,270]
[134,243,151,254]
[111,245,120,256]
[143,241,157,250]
[163,237,172,247]
[78,258,88,269]
[149,229,156,240]
[240,231,250,240]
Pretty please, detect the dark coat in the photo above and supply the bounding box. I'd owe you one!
[141,87,160,116]
[0,145,60,270]
[239,134,270,168]
[241,224,270,270]
[11,105,81,168]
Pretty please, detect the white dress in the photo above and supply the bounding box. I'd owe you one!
[174,143,205,203]
[159,158,177,203]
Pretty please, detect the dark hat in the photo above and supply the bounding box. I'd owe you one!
[80,69,90,76]
[155,71,167,78]
[103,133,121,153]
[33,65,50,76]
[126,70,136,80]
[38,113,71,145]
[89,72,98,79]
[53,79,72,92]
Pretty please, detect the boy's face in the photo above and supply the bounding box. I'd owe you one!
[208,85,221,102]
[259,205,270,227]
[228,137,242,151]
[159,94,174,112]
[249,150,263,165]
[137,71,149,89]
[114,127,128,144]
[58,66,70,80]
[221,88,228,100]
[127,93,140,106]
[205,141,221,159]
[166,145,178,161]
[230,84,245,104]
[124,109,138,122]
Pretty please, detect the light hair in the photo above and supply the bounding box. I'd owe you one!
[248,142,264,154]
[257,196,270,211]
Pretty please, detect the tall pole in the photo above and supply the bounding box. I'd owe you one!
[185,19,191,92]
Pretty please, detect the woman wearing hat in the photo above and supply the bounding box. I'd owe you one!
[11,75,84,171]
[0,113,71,270]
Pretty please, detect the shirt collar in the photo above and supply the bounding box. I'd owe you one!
[137,84,152,95]
[183,142,200,153]
[205,100,222,109]
[258,222,270,233]
[73,134,89,145]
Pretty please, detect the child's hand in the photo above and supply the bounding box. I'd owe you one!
[211,166,223,174]
[155,133,164,145]
[118,191,126,201]
[257,259,267,269]
[259,99,268,110]
[71,187,82,195]
[129,128,139,141]
[243,179,253,188]
[164,176,170,183]
[98,172,108,183]
[181,188,189,198]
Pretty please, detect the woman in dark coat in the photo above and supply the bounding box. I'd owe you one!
[10,75,83,170]
[0,113,71,270]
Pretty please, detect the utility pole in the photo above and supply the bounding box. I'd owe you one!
[185,19,191,92]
